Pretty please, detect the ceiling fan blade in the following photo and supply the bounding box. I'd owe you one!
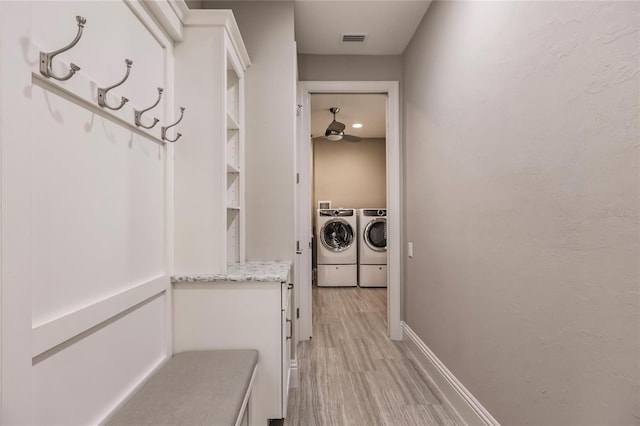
[342,134,361,142]
[326,120,345,133]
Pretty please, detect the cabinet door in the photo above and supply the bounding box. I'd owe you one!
[173,282,281,423]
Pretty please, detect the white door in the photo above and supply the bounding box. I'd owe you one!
[294,87,313,340]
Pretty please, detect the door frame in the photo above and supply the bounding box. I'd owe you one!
[296,81,401,341]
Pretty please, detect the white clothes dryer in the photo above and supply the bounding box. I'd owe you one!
[316,208,358,287]
[358,208,387,288]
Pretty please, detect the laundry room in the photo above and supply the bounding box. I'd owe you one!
[310,93,388,289]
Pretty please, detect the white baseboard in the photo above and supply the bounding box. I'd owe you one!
[401,322,500,426]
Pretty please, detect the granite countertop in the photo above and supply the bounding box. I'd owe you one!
[171,261,292,284]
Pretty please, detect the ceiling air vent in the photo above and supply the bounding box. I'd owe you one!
[341,33,368,43]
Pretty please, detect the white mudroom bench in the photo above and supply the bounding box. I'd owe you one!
[105,350,258,426]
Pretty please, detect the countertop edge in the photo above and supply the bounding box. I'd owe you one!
[171,261,292,284]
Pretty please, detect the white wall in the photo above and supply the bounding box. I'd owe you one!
[1,2,173,423]
[205,1,296,262]
[403,1,639,424]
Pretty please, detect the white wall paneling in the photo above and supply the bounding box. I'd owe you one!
[1,3,35,422]
[32,276,167,358]
[31,68,166,144]
[33,295,167,426]
[1,1,175,423]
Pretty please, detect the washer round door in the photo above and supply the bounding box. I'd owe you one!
[320,219,355,252]
[364,218,387,252]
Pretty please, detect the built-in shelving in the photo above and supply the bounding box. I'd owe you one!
[225,52,245,264]
[226,209,240,262]
[173,9,250,274]
[226,114,239,130]
[227,129,240,171]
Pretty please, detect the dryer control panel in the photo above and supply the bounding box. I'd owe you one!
[362,209,386,217]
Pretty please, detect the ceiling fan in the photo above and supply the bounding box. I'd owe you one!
[318,107,361,142]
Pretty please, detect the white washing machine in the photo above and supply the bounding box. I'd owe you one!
[358,208,387,287]
[316,208,358,287]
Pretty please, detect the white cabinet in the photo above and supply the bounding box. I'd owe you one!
[173,276,293,425]
[281,283,293,416]
[174,10,250,274]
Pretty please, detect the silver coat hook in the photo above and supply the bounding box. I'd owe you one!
[98,59,132,111]
[40,15,86,81]
[162,107,185,143]
[135,87,163,129]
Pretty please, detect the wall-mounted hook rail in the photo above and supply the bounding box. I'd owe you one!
[40,15,86,81]
[98,59,132,110]
[162,107,185,143]
[134,87,163,129]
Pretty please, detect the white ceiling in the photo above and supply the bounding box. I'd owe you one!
[192,1,432,55]
[311,94,387,139]
[295,1,432,55]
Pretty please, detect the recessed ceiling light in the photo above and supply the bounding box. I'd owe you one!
[352,123,363,129]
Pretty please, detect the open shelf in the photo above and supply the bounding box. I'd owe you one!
[225,57,243,264]
[226,208,240,263]
[173,10,249,273]
[226,113,240,130]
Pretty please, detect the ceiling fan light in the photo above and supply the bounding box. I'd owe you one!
[326,133,343,141]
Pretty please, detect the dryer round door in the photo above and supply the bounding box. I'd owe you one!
[364,218,387,252]
[320,219,355,252]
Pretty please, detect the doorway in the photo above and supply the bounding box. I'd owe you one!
[312,93,386,290]
[295,81,401,342]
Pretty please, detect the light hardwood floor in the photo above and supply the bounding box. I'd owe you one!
[285,286,464,426]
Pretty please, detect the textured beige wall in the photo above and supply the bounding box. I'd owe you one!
[403,1,639,425]
[313,138,386,210]
[206,1,296,262]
